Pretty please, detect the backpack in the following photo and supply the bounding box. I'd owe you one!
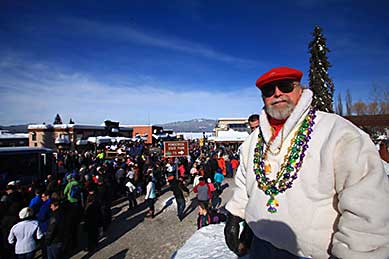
[70,184,81,200]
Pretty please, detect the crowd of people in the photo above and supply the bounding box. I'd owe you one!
[0,138,240,259]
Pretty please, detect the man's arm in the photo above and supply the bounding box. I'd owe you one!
[63,183,70,196]
[225,149,249,219]
[224,145,251,255]
[332,132,389,259]
[8,226,16,245]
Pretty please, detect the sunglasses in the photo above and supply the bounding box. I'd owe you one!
[261,80,295,98]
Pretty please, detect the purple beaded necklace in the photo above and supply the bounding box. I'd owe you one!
[253,107,317,213]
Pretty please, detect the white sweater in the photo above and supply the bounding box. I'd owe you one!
[8,219,43,254]
[226,89,389,259]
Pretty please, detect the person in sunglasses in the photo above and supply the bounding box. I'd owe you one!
[224,66,389,259]
[248,114,260,132]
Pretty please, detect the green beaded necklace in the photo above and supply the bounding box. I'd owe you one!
[253,107,317,213]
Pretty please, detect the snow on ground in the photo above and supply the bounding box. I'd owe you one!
[172,223,249,259]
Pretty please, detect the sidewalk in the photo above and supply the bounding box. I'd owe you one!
[71,178,235,259]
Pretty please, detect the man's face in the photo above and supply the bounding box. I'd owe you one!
[41,193,49,202]
[249,120,259,132]
[50,203,58,211]
[262,81,302,120]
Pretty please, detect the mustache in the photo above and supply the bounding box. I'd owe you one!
[270,96,290,105]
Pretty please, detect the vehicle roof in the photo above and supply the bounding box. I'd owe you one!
[0,147,53,155]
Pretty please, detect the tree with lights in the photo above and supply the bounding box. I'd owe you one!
[308,26,335,113]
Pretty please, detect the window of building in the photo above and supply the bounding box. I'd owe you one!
[32,132,37,141]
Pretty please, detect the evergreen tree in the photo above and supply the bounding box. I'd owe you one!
[336,92,343,116]
[308,26,335,113]
[53,114,63,124]
[345,89,352,115]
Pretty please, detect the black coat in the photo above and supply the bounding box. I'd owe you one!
[170,181,186,200]
[46,208,65,245]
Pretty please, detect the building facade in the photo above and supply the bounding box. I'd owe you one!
[214,118,249,137]
[28,122,133,151]
[122,125,164,144]
[0,130,29,147]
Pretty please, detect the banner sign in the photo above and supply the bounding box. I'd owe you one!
[163,141,189,157]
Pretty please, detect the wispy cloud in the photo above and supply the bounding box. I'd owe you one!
[330,32,389,59]
[295,0,353,9]
[0,57,262,125]
[62,18,259,67]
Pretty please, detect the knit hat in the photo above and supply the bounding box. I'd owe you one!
[19,207,33,219]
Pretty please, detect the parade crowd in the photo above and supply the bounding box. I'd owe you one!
[0,139,240,259]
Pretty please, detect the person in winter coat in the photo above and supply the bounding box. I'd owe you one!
[217,155,227,176]
[37,191,51,234]
[197,202,211,230]
[84,192,102,252]
[37,191,51,259]
[62,175,82,256]
[145,176,156,218]
[193,177,211,209]
[225,66,389,259]
[169,178,188,221]
[46,198,65,259]
[28,188,43,216]
[230,156,239,177]
[213,169,225,192]
[207,178,219,209]
[197,203,225,230]
[125,179,137,210]
[8,207,43,259]
[193,172,202,189]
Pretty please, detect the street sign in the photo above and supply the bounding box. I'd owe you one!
[163,141,189,157]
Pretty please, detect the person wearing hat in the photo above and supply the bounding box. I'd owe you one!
[8,207,43,258]
[224,67,389,259]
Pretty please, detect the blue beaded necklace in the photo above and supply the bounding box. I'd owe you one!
[253,107,317,213]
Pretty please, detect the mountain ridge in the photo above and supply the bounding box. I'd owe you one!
[0,118,217,133]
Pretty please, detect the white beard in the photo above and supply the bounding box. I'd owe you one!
[265,97,295,120]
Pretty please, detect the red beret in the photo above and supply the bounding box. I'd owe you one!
[256,67,303,89]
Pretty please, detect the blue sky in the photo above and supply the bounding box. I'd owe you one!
[1,0,388,125]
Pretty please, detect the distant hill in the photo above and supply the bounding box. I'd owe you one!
[0,118,217,133]
[0,124,29,133]
[157,118,216,132]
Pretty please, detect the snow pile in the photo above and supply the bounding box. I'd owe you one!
[172,223,249,259]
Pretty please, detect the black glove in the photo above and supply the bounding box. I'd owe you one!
[224,212,243,255]
[238,222,253,255]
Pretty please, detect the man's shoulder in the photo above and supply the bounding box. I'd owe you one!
[240,131,257,153]
[316,111,364,135]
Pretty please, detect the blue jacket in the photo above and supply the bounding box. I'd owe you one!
[214,172,225,184]
[29,196,42,216]
[37,198,51,233]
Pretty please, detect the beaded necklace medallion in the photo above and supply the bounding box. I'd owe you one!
[253,107,317,213]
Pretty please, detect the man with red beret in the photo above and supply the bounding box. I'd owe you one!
[224,67,389,259]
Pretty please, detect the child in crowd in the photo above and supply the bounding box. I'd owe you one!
[197,203,227,230]
[207,178,218,209]
[193,177,210,208]
[197,203,212,229]
[213,168,225,193]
